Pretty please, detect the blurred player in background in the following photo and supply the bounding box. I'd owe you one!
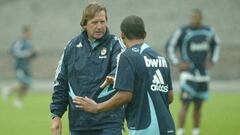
[165,9,220,135]
[50,3,124,135]
[74,15,176,135]
[1,25,36,108]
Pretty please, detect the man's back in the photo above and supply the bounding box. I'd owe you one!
[114,43,175,135]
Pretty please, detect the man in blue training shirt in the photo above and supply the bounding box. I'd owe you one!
[74,15,176,135]
[1,25,36,108]
[165,9,220,135]
[50,3,124,135]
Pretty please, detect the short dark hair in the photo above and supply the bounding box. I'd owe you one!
[80,2,107,27]
[120,15,146,40]
[192,8,202,18]
[22,25,31,33]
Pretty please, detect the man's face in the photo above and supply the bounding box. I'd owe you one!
[190,12,202,27]
[84,10,107,40]
[24,29,32,39]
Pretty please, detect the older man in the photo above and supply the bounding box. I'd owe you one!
[50,3,124,135]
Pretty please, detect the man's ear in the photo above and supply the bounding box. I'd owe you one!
[83,25,87,30]
[144,32,147,39]
[121,32,126,40]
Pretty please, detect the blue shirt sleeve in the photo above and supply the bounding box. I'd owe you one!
[114,52,135,92]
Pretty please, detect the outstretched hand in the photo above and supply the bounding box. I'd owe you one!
[100,76,115,89]
[73,96,99,113]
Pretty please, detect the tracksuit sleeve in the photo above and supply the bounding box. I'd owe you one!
[165,28,182,65]
[50,46,69,118]
[114,53,135,92]
[108,39,125,76]
[209,28,220,64]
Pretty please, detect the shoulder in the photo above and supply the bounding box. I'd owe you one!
[119,48,136,59]
[178,25,189,32]
[201,25,212,30]
[12,38,24,48]
[201,25,217,36]
[63,33,83,53]
[121,46,142,61]
[170,25,187,37]
[200,25,216,32]
[108,34,125,50]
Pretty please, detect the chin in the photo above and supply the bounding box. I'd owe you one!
[94,34,104,39]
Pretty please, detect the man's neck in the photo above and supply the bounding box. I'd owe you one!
[88,38,96,44]
[125,39,144,48]
[190,23,202,28]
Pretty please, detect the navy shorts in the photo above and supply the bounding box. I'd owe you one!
[180,81,209,103]
[16,68,31,86]
[70,128,123,135]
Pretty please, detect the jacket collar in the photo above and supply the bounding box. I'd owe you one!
[81,28,110,48]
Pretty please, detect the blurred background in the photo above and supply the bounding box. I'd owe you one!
[0,0,239,135]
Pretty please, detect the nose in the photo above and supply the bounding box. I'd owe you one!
[96,22,102,29]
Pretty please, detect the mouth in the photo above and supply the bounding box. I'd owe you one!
[94,31,104,37]
[95,31,103,34]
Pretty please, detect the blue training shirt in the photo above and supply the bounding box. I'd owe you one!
[114,43,175,135]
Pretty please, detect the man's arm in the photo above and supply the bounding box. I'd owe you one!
[108,38,124,76]
[209,28,220,66]
[73,91,132,113]
[167,61,174,104]
[166,28,190,71]
[50,44,70,135]
[100,38,124,88]
[165,28,182,65]
[76,51,135,113]
[168,90,174,104]
[50,47,69,118]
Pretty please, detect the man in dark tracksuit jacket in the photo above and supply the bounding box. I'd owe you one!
[165,9,220,135]
[50,3,124,135]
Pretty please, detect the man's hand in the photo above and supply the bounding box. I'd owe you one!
[73,96,99,113]
[100,76,115,89]
[205,61,213,69]
[51,117,62,135]
[178,62,189,71]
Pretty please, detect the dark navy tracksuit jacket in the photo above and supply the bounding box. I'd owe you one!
[50,30,124,131]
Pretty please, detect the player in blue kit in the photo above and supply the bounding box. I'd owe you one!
[165,9,220,135]
[1,25,36,108]
[74,15,176,135]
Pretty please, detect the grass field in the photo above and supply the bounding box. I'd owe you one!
[0,91,239,135]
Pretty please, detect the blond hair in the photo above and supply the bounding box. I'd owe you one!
[80,3,107,27]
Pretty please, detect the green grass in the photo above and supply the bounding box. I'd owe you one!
[0,92,240,135]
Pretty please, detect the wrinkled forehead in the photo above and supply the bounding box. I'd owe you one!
[94,10,106,19]
[89,11,107,22]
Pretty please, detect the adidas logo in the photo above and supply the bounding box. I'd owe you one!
[76,42,83,48]
[151,69,168,92]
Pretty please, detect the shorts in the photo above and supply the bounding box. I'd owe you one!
[70,128,123,135]
[180,88,208,103]
[180,71,209,102]
[16,68,31,86]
